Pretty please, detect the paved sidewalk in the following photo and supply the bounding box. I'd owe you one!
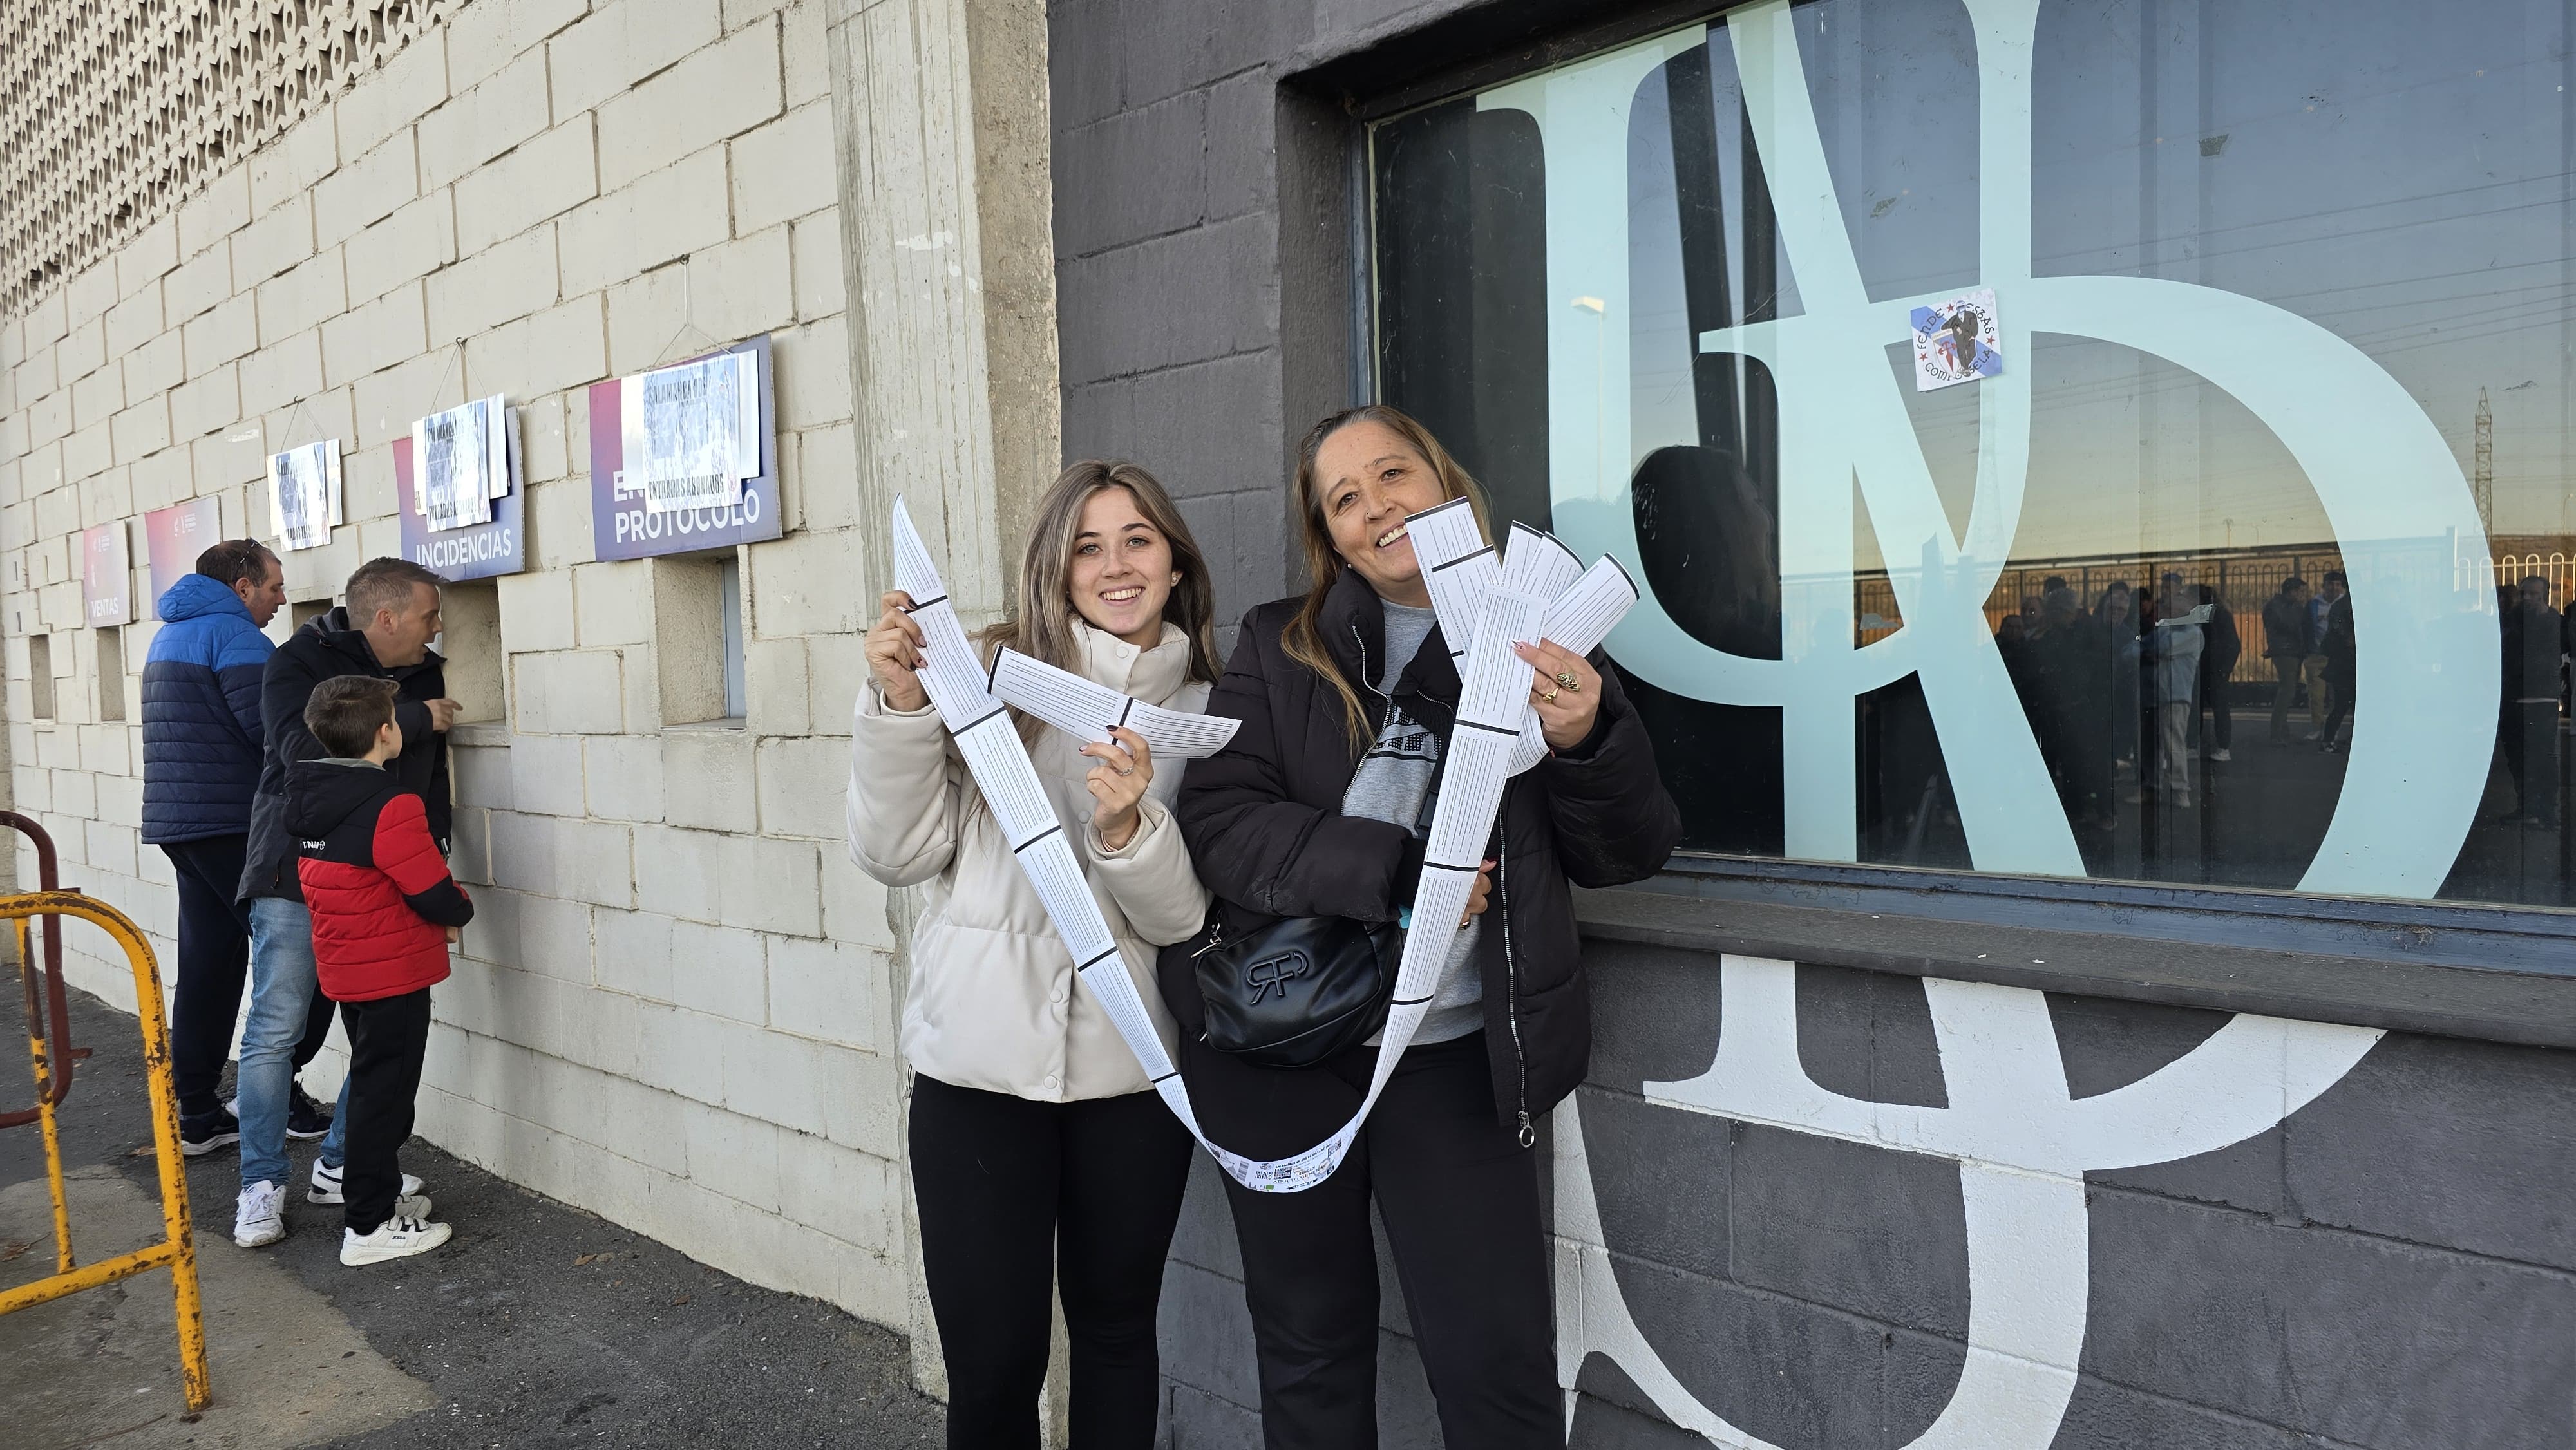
[1,985,945,1449]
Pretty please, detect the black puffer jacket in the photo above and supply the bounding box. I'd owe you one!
[1172,569,1681,1140]
[240,608,451,904]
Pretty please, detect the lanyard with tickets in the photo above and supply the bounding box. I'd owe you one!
[888,496,1637,1191]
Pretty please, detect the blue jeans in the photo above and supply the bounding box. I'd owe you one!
[239,897,349,1189]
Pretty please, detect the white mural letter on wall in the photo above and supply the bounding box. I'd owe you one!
[1474,0,2494,1442]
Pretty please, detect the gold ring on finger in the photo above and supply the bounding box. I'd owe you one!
[1553,670,1581,691]
[1540,686,1561,704]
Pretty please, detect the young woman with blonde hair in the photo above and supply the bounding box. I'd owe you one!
[847,460,1220,1449]
[1170,406,1680,1447]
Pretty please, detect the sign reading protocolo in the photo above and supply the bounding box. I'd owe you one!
[588,334,780,561]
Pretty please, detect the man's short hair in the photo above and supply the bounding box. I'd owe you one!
[306,676,401,758]
[2322,569,2347,587]
[195,539,278,589]
[344,558,444,625]
[2281,575,2307,594]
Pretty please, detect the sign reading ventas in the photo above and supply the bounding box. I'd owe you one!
[588,335,780,561]
[80,522,133,626]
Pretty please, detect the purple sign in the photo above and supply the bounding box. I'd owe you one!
[81,522,133,626]
[589,334,781,560]
[395,430,526,582]
[146,496,223,618]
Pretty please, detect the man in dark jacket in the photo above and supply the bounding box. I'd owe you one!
[2194,583,2242,762]
[232,556,460,1250]
[2262,576,2320,743]
[2318,570,2358,753]
[140,540,333,1153]
[2500,574,2564,825]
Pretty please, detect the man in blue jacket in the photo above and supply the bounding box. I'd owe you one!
[143,540,336,1154]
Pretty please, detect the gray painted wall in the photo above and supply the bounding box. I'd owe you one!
[1148,947,2576,1448]
[1048,3,2576,1445]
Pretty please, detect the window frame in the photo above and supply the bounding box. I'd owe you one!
[1342,0,2576,1046]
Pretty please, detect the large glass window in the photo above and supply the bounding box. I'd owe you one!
[1372,0,2576,908]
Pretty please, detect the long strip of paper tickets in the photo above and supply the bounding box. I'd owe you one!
[889,496,1638,1191]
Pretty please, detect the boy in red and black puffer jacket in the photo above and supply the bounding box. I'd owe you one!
[288,675,473,1266]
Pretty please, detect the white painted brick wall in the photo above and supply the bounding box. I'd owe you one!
[0,0,1041,1364]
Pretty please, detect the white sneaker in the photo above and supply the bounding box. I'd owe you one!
[308,1159,424,1205]
[2210,748,2232,762]
[234,1181,288,1248]
[341,1212,453,1266]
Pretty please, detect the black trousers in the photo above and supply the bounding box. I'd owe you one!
[1197,1031,1559,1450]
[160,836,334,1121]
[339,988,433,1236]
[2322,669,2355,748]
[2503,699,2562,820]
[907,1073,1193,1450]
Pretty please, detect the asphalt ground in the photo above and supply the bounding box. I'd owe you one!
[1,983,947,1449]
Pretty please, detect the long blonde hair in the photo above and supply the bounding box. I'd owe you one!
[1282,406,1493,753]
[980,460,1222,693]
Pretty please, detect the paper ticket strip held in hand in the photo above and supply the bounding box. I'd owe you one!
[889,496,1636,1192]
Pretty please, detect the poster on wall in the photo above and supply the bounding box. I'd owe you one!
[1909,288,2003,391]
[80,522,132,627]
[622,350,761,513]
[395,413,526,583]
[267,438,343,551]
[413,396,513,531]
[589,335,781,562]
[146,496,223,617]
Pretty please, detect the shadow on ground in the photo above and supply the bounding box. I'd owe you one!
[1,984,946,1449]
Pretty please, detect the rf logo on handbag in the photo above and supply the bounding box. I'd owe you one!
[1243,953,1314,1006]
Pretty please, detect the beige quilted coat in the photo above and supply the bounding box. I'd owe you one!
[845,620,1209,1102]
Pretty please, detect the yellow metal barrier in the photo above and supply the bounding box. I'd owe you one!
[0,889,211,1413]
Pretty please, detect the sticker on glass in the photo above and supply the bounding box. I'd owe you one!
[1910,288,2002,391]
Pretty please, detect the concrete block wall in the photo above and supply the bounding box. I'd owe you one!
[0,0,927,1332]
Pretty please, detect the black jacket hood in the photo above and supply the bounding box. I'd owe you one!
[239,605,453,905]
[285,759,397,839]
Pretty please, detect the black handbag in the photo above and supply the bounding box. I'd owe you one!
[1189,912,1400,1069]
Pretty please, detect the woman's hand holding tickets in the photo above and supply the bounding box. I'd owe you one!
[865,590,932,713]
[1083,726,1155,850]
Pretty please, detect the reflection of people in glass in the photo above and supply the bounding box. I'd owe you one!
[2141,572,2204,799]
[2317,570,2356,753]
[2262,576,2323,743]
[2499,574,2564,826]
[2029,585,2114,828]
[2194,583,2240,763]
[2098,582,2139,767]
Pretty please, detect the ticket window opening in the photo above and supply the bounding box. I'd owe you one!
[433,579,506,725]
[656,552,746,727]
[95,627,126,722]
[28,635,53,719]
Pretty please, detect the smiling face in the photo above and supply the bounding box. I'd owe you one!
[1066,485,1180,648]
[1312,420,1450,608]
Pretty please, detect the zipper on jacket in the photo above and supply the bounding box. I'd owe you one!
[1497,788,1533,1149]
